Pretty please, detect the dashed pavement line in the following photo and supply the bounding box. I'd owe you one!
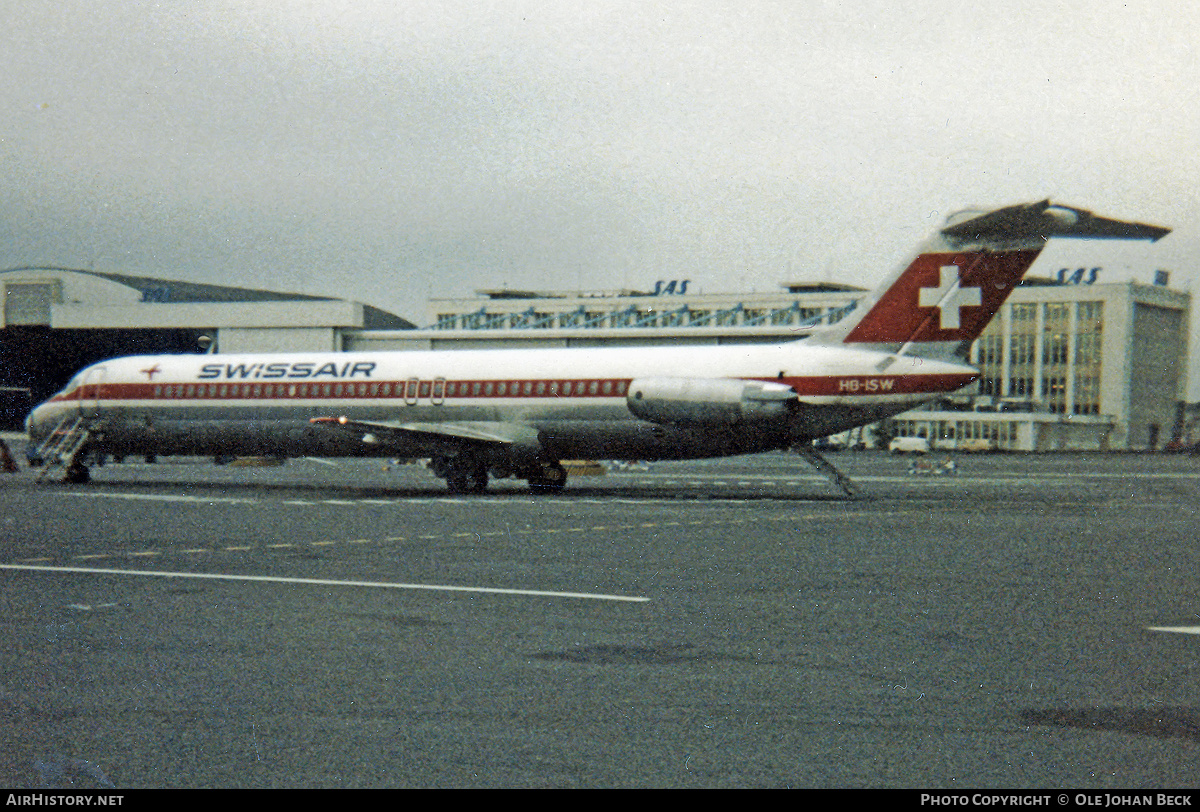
[9,511,858,566]
[11,505,1071,568]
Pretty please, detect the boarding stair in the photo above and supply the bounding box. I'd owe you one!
[794,441,862,498]
[34,415,92,483]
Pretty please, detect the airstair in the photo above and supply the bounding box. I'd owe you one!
[794,441,862,498]
[34,415,92,483]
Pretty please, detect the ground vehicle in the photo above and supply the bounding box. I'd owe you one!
[889,436,930,454]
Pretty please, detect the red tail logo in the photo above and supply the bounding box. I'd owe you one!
[843,250,1039,344]
[918,265,981,329]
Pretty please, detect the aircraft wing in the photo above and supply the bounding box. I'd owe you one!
[309,416,538,450]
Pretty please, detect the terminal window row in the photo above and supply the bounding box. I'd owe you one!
[432,304,838,330]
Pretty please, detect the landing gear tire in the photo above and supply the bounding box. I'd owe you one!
[445,459,488,494]
[64,462,90,484]
[527,462,567,495]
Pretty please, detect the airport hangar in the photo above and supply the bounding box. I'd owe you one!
[1,262,1190,451]
[0,267,414,429]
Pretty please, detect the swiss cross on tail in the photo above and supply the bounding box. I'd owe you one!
[918,265,980,329]
[843,250,1040,344]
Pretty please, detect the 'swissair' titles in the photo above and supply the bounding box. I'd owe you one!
[198,361,377,381]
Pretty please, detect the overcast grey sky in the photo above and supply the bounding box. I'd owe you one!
[2,0,1197,325]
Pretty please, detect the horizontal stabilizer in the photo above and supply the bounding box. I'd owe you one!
[941,200,1170,246]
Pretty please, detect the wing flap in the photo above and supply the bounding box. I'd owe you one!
[310,416,535,447]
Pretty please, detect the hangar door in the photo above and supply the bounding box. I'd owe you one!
[3,281,61,326]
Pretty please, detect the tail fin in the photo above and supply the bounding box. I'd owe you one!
[809,201,1169,359]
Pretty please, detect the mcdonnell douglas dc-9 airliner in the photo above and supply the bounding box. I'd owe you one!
[26,200,1168,495]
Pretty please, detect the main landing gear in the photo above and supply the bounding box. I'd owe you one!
[431,453,489,494]
[430,454,568,495]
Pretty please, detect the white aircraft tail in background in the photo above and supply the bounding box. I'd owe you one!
[26,200,1169,496]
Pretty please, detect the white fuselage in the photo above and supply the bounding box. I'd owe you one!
[28,340,977,462]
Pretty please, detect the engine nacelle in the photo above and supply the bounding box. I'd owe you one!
[626,377,796,426]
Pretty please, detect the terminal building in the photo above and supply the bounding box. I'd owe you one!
[411,281,866,348]
[900,276,1189,452]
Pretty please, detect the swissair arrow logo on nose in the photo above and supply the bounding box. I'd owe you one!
[918,265,981,330]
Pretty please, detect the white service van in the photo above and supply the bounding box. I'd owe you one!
[888,436,930,454]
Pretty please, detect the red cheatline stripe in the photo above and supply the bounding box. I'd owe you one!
[52,378,635,402]
[50,372,974,404]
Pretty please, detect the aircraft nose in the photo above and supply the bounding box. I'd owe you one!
[26,401,54,441]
